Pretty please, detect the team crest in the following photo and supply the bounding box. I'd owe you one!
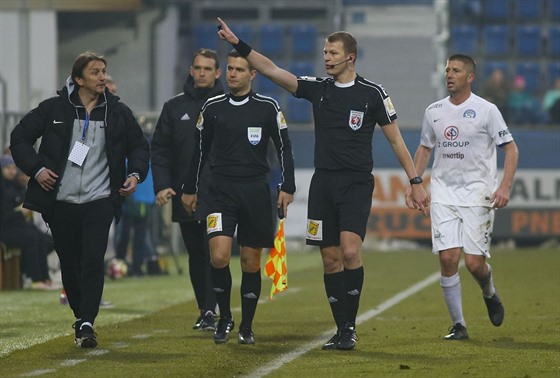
[348,110,364,130]
[248,127,262,145]
[306,219,323,241]
[207,213,223,233]
[463,109,476,119]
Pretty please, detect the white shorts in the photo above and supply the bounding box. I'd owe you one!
[430,203,495,257]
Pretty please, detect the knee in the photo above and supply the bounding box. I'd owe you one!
[465,259,487,277]
[210,251,230,269]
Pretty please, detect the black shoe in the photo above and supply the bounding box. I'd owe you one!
[76,323,98,348]
[322,332,340,350]
[237,327,255,345]
[199,311,217,331]
[337,323,358,350]
[192,315,204,330]
[484,293,504,327]
[214,317,234,344]
[73,320,82,344]
[444,323,468,340]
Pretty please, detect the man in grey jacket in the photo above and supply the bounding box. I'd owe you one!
[10,51,149,348]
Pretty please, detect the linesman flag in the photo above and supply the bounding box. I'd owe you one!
[265,219,287,299]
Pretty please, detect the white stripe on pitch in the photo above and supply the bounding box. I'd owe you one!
[246,266,457,378]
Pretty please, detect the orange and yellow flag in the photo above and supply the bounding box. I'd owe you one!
[265,219,287,299]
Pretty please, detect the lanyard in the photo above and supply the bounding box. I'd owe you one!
[81,112,89,142]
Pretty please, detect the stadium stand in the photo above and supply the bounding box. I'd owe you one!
[483,0,511,21]
[482,61,510,80]
[515,25,542,56]
[547,61,560,83]
[449,0,557,103]
[194,24,219,50]
[551,0,560,19]
[229,24,254,45]
[288,61,315,77]
[514,0,543,20]
[259,24,284,55]
[291,24,318,56]
[285,96,312,124]
[450,25,478,55]
[482,25,510,56]
[515,61,542,94]
[548,25,560,56]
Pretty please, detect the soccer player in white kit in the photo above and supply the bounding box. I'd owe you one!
[406,54,519,340]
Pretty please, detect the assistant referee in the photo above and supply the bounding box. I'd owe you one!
[181,50,295,346]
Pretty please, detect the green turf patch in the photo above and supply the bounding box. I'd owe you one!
[1,248,558,377]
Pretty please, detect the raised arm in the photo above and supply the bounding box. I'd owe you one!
[217,17,298,94]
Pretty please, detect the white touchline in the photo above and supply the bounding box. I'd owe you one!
[246,266,459,378]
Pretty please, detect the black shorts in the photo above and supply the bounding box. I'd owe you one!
[306,170,374,246]
[206,176,274,248]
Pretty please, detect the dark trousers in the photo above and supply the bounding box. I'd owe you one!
[50,198,114,324]
[180,220,217,313]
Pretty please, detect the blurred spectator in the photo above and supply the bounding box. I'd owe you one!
[106,75,118,95]
[0,155,58,290]
[507,75,541,125]
[542,78,560,125]
[482,68,511,122]
[114,162,160,276]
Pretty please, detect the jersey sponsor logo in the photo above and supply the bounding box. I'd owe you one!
[349,110,364,130]
[247,127,262,145]
[207,213,223,233]
[444,126,459,140]
[428,103,443,110]
[498,129,511,137]
[181,112,190,120]
[442,152,465,159]
[384,97,396,116]
[277,111,288,130]
[306,219,322,241]
[196,113,204,130]
[463,109,476,119]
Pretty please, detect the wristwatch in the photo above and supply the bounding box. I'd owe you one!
[409,176,423,185]
[127,172,141,182]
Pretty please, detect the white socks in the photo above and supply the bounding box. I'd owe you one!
[441,273,465,327]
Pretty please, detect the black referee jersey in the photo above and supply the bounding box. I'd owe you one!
[183,91,295,195]
[295,74,397,173]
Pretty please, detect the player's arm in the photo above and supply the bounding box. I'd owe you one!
[491,140,519,209]
[217,17,298,94]
[404,144,432,210]
[382,121,430,215]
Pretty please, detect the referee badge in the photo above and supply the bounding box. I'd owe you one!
[207,213,223,233]
[349,110,364,130]
[247,127,262,145]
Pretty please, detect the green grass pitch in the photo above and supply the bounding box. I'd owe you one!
[0,247,558,377]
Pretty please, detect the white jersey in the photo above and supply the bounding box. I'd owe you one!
[420,93,513,206]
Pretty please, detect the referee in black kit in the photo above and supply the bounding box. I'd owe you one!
[181,50,296,345]
[216,18,430,350]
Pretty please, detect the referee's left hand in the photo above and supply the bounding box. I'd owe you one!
[181,193,197,216]
[277,191,293,219]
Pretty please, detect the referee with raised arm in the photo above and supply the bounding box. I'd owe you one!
[181,50,295,346]
[216,17,429,350]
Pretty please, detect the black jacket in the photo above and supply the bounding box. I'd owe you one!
[151,76,224,222]
[10,81,150,221]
